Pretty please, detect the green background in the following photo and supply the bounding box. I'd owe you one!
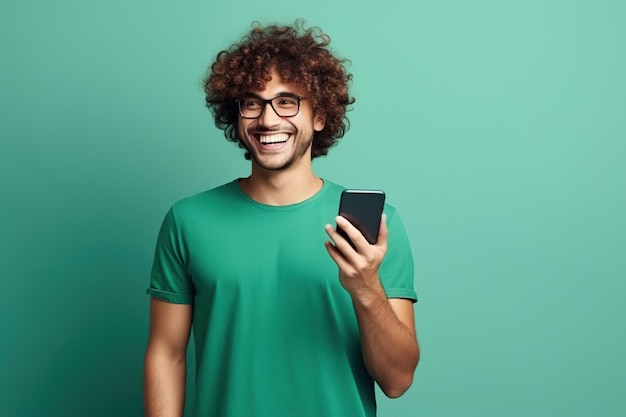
[2,0,625,416]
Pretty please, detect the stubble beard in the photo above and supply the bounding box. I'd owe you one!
[246,129,314,172]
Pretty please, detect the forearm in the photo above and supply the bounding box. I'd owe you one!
[352,283,419,398]
[143,349,187,417]
[325,216,419,396]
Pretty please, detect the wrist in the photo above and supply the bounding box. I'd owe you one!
[349,279,387,309]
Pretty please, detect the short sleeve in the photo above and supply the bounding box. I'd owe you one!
[146,207,195,304]
[379,206,418,302]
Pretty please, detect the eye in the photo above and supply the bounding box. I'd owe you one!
[242,98,262,108]
[274,97,298,108]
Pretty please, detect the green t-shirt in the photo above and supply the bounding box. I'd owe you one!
[148,179,417,417]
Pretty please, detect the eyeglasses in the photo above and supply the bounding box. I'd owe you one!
[236,94,306,119]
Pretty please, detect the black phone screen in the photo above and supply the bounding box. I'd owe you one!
[337,189,386,247]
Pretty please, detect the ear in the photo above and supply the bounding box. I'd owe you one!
[314,113,326,132]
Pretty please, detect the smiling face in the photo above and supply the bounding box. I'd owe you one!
[237,69,325,173]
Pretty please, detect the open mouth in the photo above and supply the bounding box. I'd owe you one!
[258,133,290,146]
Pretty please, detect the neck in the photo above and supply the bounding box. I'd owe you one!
[240,164,323,206]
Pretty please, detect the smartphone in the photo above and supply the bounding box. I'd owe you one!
[337,189,386,248]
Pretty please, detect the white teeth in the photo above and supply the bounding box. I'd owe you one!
[259,133,289,144]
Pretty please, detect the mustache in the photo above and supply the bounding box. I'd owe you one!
[250,126,295,134]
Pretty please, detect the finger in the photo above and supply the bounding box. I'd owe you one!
[325,223,358,258]
[334,216,370,252]
[324,240,353,272]
[376,214,389,248]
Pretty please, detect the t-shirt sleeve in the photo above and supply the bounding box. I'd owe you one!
[379,206,418,302]
[146,207,195,304]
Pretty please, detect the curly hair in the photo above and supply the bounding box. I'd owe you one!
[204,19,355,159]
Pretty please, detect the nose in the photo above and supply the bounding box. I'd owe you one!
[257,102,282,127]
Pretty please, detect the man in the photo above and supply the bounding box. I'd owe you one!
[144,20,419,417]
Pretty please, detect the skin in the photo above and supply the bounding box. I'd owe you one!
[325,215,419,397]
[143,69,419,416]
[143,299,192,417]
[236,69,326,205]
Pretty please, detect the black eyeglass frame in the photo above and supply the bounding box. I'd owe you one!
[235,94,307,119]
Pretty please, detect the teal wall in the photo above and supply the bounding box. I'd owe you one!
[2,1,625,416]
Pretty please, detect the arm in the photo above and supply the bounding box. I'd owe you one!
[144,297,193,417]
[325,215,419,398]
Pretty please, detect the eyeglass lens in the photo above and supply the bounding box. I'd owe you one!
[238,95,301,118]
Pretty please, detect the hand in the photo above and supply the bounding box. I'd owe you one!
[324,214,388,302]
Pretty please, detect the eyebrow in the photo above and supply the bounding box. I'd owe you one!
[242,92,301,99]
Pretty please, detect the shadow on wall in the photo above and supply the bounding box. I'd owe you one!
[3,196,154,417]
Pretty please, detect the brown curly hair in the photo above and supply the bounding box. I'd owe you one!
[204,19,355,159]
